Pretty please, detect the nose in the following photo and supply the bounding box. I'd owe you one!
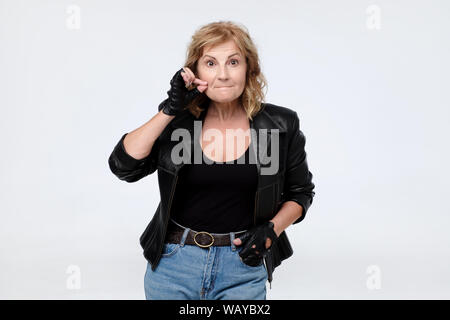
[217,64,229,82]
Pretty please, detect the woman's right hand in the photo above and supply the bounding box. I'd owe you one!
[160,67,208,116]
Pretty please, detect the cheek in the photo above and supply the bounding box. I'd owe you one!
[198,71,213,83]
[197,66,214,79]
[237,74,247,88]
[236,69,247,84]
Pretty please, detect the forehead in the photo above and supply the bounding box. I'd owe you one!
[202,40,241,56]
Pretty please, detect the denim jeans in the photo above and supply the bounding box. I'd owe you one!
[144,224,268,300]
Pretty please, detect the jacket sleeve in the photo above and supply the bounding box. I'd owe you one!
[108,132,160,182]
[282,112,315,224]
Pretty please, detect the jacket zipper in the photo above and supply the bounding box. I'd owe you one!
[251,118,260,226]
[155,171,179,268]
[250,123,272,288]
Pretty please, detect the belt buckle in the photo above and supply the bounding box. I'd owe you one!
[193,231,215,248]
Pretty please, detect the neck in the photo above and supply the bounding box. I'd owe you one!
[208,99,243,121]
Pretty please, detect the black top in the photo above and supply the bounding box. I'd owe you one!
[170,137,258,233]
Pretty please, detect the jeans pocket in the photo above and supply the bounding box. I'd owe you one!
[161,243,181,257]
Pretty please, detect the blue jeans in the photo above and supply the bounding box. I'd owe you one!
[144,225,268,300]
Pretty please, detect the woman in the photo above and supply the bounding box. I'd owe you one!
[108,21,315,300]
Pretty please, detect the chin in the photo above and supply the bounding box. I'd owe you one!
[212,97,235,103]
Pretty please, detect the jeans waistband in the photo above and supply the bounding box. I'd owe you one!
[168,218,248,251]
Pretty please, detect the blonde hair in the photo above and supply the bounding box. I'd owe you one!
[183,21,268,120]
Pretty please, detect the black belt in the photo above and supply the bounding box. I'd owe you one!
[165,220,248,248]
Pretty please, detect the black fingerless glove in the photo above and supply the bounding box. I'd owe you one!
[237,221,279,267]
[161,68,202,116]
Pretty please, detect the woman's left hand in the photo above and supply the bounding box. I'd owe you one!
[232,221,279,266]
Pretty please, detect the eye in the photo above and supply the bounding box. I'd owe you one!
[206,59,239,67]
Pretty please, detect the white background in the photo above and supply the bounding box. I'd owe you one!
[1,0,449,299]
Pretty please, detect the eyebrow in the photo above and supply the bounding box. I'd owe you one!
[202,53,241,60]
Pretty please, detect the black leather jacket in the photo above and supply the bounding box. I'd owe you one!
[108,101,315,288]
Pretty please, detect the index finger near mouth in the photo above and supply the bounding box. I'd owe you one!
[192,78,208,85]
